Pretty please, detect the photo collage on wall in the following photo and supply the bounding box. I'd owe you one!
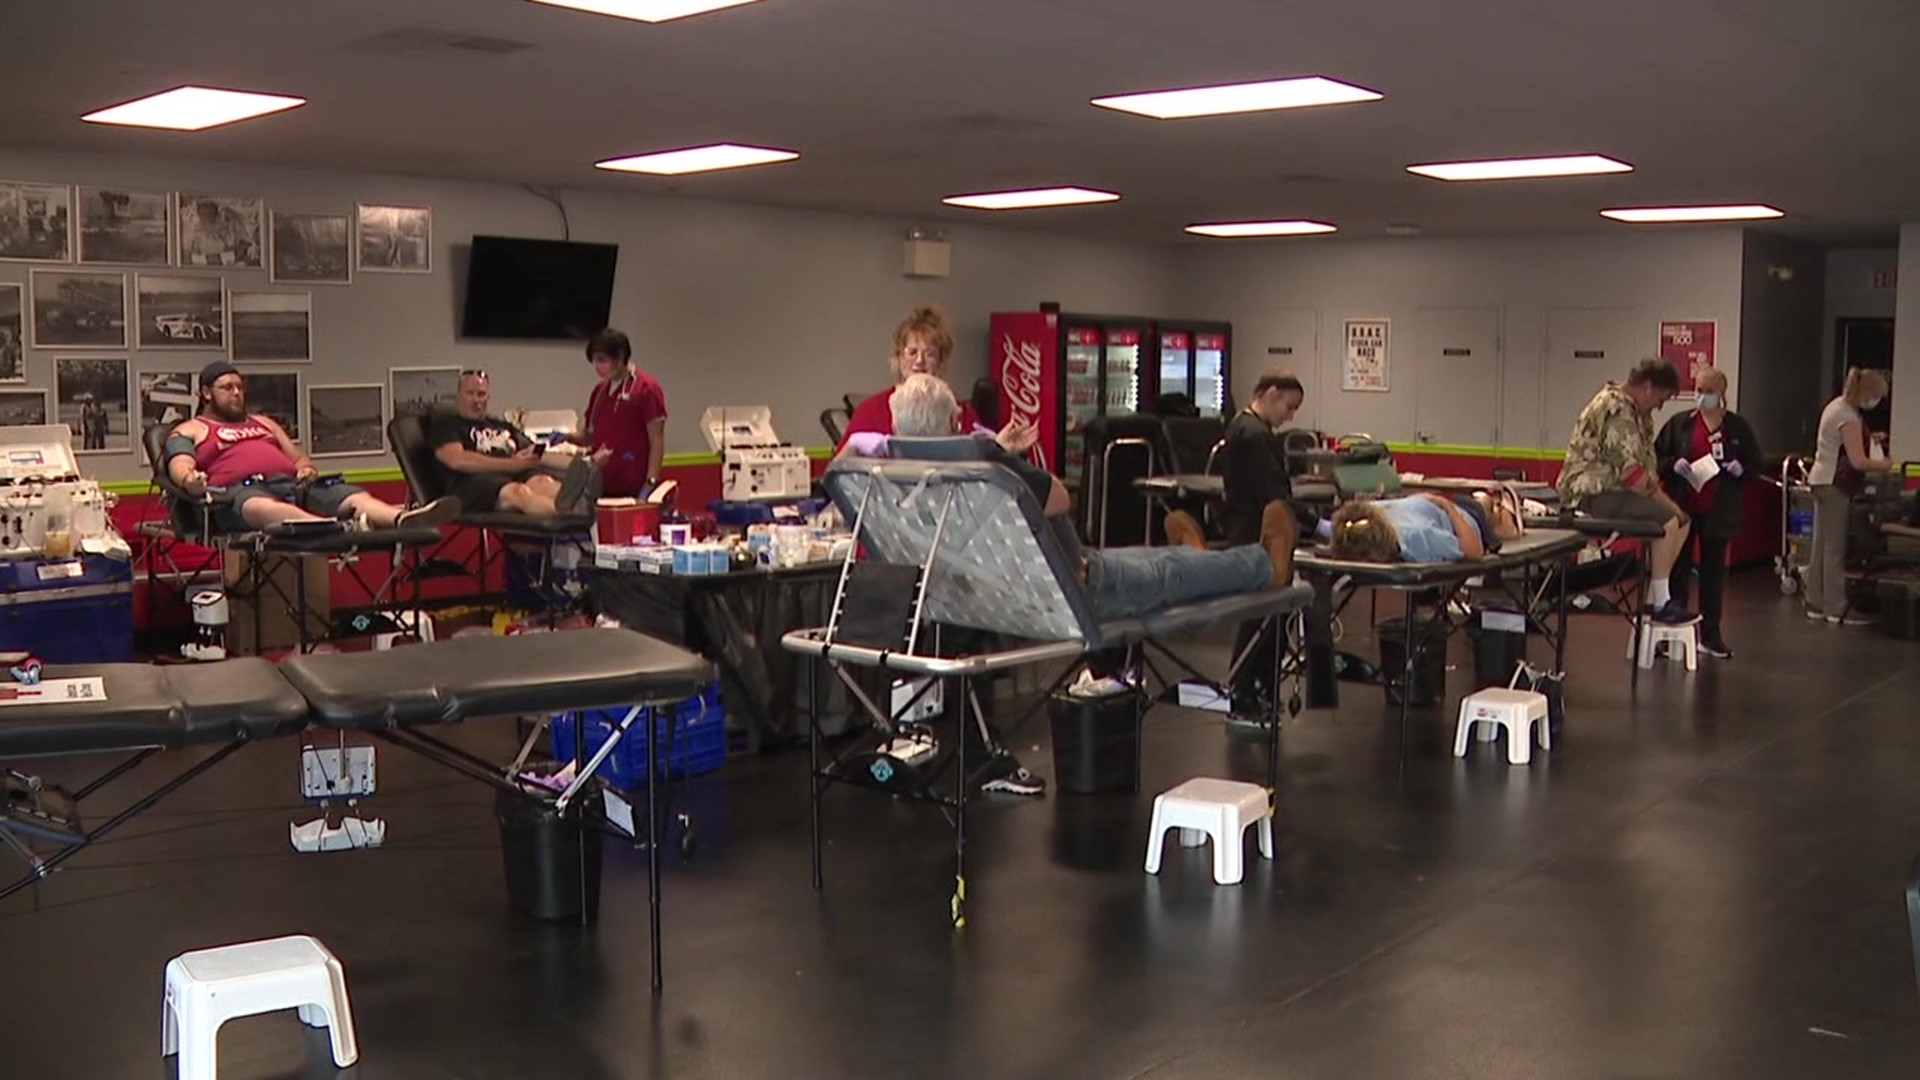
[0,179,435,465]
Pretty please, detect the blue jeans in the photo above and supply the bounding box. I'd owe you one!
[1083,545,1273,620]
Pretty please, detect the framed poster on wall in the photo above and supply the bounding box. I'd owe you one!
[1343,318,1390,392]
[1658,319,1716,396]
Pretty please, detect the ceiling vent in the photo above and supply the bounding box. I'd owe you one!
[343,28,534,56]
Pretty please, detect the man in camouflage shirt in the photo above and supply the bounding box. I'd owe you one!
[1558,359,1694,624]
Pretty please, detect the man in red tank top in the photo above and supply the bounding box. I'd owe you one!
[165,362,458,532]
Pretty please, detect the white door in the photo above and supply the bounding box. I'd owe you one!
[1542,308,1644,449]
[1412,307,1503,448]
[1247,308,1320,428]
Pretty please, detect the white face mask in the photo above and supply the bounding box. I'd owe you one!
[1864,398,1884,410]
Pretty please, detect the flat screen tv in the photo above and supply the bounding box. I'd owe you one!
[461,236,619,340]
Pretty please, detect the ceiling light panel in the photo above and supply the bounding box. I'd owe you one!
[941,187,1121,210]
[596,143,798,175]
[528,0,762,23]
[1184,220,1337,237]
[1091,76,1382,119]
[1407,154,1633,181]
[1600,204,1785,223]
[81,85,307,131]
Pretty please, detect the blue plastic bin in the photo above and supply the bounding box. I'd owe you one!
[550,687,725,790]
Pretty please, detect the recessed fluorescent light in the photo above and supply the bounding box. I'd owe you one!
[1091,76,1382,120]
[527,0,761,23]
[1407,154,1633,182]
[1185,220,1337,238]
[942,187,1121,211]
[80,85,306,131]
[1600,204,1785,223]
[595,143,798,175]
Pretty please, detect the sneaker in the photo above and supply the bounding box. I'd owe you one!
[1804,607,1827,621]
[1835,611,1874,627]
[1649,601,1699,626]
[555,456,596,516]
[1699,636,1733,659]
[1164,510,1206,551]
[977,754,1046,796]
[1259,501,1300,586]
[396,495,461,529]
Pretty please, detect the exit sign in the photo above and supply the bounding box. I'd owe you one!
[1872,269,1898,289]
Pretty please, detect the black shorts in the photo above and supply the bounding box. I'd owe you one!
[1576,489,1677,524]
[1446,494,1501,554]
[448,473,520,513]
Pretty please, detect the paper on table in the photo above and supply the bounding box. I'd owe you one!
[1686,453,1721,491]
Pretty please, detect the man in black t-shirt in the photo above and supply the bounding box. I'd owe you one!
[427,372,596,516]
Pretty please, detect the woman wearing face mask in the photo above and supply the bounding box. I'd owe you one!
[1654,368,1763,657]
[1803,367,1893,625]
[569,327,668,499]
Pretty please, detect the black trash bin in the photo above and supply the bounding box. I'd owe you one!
[1048,691,1143,794]
[1376,619,1447,707]
[496,778,604,923]
[1470,606,1529,689]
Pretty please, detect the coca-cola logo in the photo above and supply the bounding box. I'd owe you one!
[1000,335,1042,422]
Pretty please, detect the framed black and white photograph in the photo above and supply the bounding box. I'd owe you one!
[175,194,264,269]
[0,283,22,383]
[243,371,302,441]
[30,269,128,349]
[270,211,351,285]
[138,370,198,430]
[309,383,385,457]
[228,290,311,363]
[0,388,49,428]
[76,187,171,266]
[136,273,224,349]
[356,203,431,273]
[389,366,460,418]
[0,181,72,262]
[54,355,132,454]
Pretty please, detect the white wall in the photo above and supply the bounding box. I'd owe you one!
[0,147,1180,482]
[1170,231,1747,453]
[1821,246,1899,389]
[1890,225,1920,458]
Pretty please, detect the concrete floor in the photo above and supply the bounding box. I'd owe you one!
[3,572,1917,1079]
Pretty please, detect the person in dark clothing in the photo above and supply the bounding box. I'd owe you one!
[1653,367,1763,658]
[1222,371,1323,718]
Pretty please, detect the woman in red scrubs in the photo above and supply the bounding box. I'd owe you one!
[575,328,667,498]
[840,305,1035,454]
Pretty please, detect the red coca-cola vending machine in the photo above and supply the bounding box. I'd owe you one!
[992,307,1151,488]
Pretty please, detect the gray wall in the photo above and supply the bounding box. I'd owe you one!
[0,147,1181,483]
[1169,231,1746,452]
[1737,233,1828,454]
[1891,225,1920,458]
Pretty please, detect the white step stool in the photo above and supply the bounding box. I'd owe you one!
[1453,688,1551,765]
[1144,777,1274,885]
[1628,618,1699,671]
[162,934,358,1079]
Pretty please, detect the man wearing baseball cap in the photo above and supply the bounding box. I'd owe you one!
[163,361,458,532]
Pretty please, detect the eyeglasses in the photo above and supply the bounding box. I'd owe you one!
[460,369,489,380]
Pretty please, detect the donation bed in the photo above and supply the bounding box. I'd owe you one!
[0,630,711,991]
[783,456,1313,927]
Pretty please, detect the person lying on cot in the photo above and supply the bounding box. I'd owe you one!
[849,374,1302,618]
[1324,492,1523,564]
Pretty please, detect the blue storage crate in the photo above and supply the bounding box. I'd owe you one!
[550,686,725,790]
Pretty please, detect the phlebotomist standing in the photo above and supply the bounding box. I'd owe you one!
[1221,370,1326,720]
[570,328,668,499]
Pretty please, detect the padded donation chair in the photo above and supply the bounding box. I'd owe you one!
[142,424,443,655]
[388,413,593,617]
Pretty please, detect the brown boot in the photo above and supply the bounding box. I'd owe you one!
[1260,501,1299,586]
[1164,510,1206,551]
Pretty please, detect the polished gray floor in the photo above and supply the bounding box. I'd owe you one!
[3,572,1917,1079]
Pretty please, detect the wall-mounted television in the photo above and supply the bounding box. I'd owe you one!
[460,235,619,340]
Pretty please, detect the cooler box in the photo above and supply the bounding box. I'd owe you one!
[0,555,135,663]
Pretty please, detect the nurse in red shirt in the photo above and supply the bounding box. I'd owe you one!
[573,328,667,498]
[840,305,1036,455]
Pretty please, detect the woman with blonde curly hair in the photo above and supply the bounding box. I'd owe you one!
[838,305,1035,456]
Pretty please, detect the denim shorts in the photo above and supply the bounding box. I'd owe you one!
[219,477,364,532]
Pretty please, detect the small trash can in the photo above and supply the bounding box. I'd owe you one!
[495,775,604,923]
[1470,606,1529,688]
[1376,619,1447,707]
[1048,691,1143,794]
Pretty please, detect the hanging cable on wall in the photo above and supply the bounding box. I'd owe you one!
[519,184,571,240]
